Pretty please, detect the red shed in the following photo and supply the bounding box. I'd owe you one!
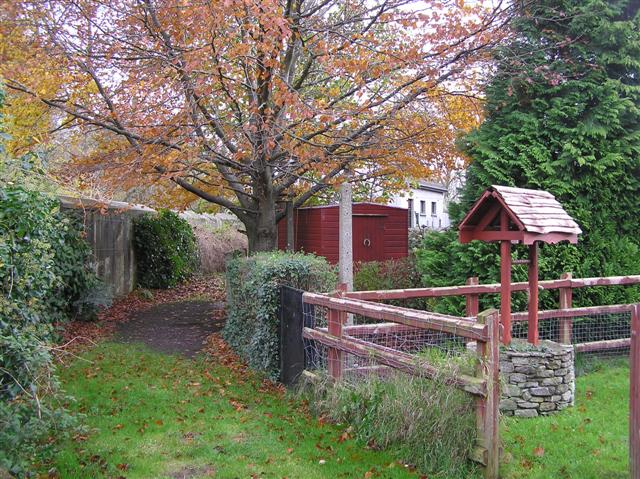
[277,203,408,264]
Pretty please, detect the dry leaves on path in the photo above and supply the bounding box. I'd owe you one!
[57,275,225,355]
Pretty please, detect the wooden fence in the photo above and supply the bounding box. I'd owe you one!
[343,274,640,479]
[346,273,640,352]
[302,291,501,479]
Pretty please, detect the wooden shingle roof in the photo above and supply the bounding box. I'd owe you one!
[459,185,581,245]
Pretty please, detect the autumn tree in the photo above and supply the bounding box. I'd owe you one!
[3,0,510,251]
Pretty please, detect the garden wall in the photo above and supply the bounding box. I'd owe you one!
[500,339,575,417]
[59,196,155,297]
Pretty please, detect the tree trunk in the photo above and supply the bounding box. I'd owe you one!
[245,198,278,253]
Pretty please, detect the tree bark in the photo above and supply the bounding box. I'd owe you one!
[245,198,278,253]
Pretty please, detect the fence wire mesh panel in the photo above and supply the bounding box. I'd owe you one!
[511,307,632,358]
[302,302,478,384]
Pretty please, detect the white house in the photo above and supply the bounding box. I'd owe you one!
[388,180,450,230]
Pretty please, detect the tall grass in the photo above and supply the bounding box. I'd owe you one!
[189,222,247,273]
[299,367,480,478]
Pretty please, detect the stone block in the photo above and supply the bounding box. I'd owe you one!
[530,387,551,396]
[509,373,527,384]
[500,399,518,411]
[505,385,522,397]
[514,409,539,418]
[542,377,562,386]
[500,362,515,373]
[539,402,556,412]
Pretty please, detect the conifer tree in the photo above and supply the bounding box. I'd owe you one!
[419,0,640,309]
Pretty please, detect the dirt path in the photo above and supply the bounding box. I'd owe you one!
[114,300,225,358]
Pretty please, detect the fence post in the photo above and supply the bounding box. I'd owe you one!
[327,284,346,380]
[558,272,573,344]
[475,309,500,479]
[631,304,640,479]
[466,277,479,317]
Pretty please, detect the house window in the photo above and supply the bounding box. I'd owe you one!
[420,200,426,215]
[431,201,437,216]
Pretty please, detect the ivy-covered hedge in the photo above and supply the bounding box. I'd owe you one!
[223,252,336,380]
[1,186,98,474]
[133,210,199,289]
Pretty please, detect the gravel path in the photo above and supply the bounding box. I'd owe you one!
[115,300,225,358]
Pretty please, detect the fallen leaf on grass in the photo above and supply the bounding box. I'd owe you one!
[533,446,545,457]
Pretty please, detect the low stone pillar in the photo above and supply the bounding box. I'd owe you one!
[499,339,575,418]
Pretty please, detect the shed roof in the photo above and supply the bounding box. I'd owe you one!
[459,185,581,245]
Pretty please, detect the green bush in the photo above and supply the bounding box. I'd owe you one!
[0,186,96,474]
[133,210,199,288]
[223,251,336,380]
[299,369,478,478]
[415,229,640,317]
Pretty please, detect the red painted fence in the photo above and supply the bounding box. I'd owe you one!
[344,274,640,479]
[302,291,501,479]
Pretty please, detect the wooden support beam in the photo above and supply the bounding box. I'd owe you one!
[302,327,487,396]
[631,304,640,479]
[574,338,631,353]
[303,292,488,341]
[466,277,480,317]
[500,211,512,345]
[475,309,500,479]
[527,243,539,345]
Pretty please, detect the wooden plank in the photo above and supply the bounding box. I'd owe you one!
[558,272,573,344]
[527,243,539,345]
[511,303,635,322]
[574,338,630,353]
[303,293,488,341]
[630,304,640,479]
[343,322,419,335]
[500,210,512,345]
[346,276,640,301]
[474,309,500,479]
[302,327,487,396]
[466,277,480,317]
[327,307,343,380]
[569,276,640,288]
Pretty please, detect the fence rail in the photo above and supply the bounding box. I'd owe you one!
[301,290,500,479]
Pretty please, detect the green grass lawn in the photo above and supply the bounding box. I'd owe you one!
[47,342,422,479]
[501,358,629,479]
[44,342,630,479]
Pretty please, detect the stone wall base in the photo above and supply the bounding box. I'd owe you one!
[499,339,575,418]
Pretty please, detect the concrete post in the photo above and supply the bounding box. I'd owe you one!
[286,200,294,251]
[338,182,354,325]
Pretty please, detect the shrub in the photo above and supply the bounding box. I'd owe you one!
[133,210,199,288]
[223,251,336,380]
[0,186,95,474]
[299,369,478,478]
[354,257,427,309]
[189,222,247,274]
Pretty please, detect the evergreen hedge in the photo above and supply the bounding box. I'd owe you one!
[1,186,99,474]
[418,0,640,312]
[133,210,199,289]
[223,252,336,380]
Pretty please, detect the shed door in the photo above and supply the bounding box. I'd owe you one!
[353,216,385,263]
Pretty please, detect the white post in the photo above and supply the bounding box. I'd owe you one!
[338,182,354,325]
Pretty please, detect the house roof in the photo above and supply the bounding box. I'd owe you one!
[417,180,448,193]
[458,185,582,245]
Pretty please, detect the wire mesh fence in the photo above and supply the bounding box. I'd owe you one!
[511,308,632,358]
[302,302,476,384]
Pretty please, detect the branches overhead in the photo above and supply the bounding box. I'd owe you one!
[3,0,510,223]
